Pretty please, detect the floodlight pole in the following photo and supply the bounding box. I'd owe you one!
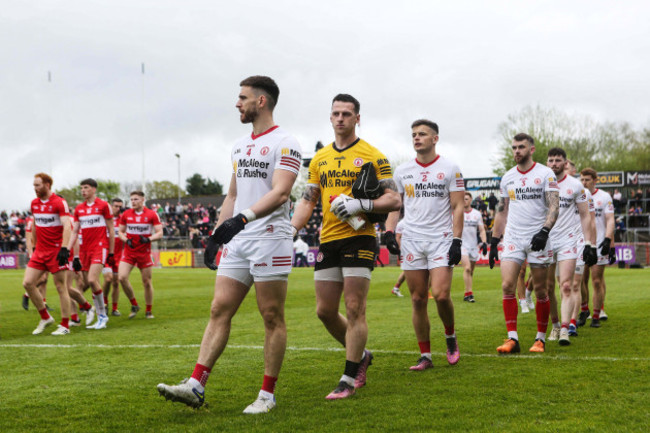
[141,62,146,194]
[175,153,181,205]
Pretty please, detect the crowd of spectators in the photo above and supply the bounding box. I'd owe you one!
[153,202,218,249]
[2,187,649,254]
[0,211,28,253]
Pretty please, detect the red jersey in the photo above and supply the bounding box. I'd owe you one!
[25,216,34,233]
[73,199,113,251]
[121,207,161,254]
[113,213,123,255]
[30,193,70,250]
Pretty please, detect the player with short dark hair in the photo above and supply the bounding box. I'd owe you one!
[461,191,487,303]
[118,191,162,319]
[489,134,560,354]
[102,198,124,316]
[23,173,73,335]
[579,168,615,327]
[386,119,465,370]
[291,94,401,399]
[544,148,596,345]
[158,75,301,414]
[66,178,115,329]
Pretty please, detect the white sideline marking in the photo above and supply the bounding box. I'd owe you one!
[1,343,648,362]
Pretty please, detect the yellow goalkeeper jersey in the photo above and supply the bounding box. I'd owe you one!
[308,138,393,243]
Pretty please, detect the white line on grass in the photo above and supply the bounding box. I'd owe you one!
[1,343,649,362]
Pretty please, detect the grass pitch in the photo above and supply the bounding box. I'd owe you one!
[1,266,649,432]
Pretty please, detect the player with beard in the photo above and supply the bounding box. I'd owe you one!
[544,148,596,345]
[489,133,560,354]
[23,173,73,335]
[158,76,301,414]
[579,168,615,328]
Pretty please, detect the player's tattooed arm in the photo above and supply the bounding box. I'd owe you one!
[379,178,398,193]
[544,190,560,229]
[372,179,401,212]
[492,197,509,239]
[292,184,320,233]
[496,196,509,213]
[301,184,321,204]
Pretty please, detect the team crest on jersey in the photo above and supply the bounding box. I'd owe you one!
[567,189,573,195]
[597,201,602,206]
[437,172,445,180]
[222,247,228,258]
[353,158,363,167]
[508,244,515,251]
[266,225,274,233]
[534,178,542,185]
[316,252,323,262]
[136,217,141,222]
[406,253,414,262]
[260,146,270,156]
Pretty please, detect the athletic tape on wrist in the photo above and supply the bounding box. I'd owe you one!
[241,208,257,223]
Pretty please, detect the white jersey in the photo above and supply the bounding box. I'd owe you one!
[575,189,595,241]
[462,208,483,250]
[230,126,302,239]
[591,189,614,245]
[394,155,465,241]
[500,162,559,239]
[549,174,587,243]
[395,220,405,235]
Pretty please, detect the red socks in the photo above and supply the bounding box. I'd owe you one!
[38,308,50,320]
[418,341,431,354]
[61,318,69,329]
[261,375,278,394]
[593,309,601,320]
[536,296,550,333]
[503,295,518,332]
[112,303,118,311]
[129,298,138,307]
[146,305,152,313]
[191,363,211,387]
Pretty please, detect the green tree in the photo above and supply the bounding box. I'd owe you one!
[146,180,186,200]
[96,180,121,201]
[55,186,82,207]
[56,179,121,207]
[186,173,223,196]
[494,105,650,176]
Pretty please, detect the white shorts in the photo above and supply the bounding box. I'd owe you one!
[500,234,553,266]
[400,238,451,270]
[576,235,608,267]
[216,237,292,284]
[550,236,578,262]
[461,245,479,262]
[595,247,610,266]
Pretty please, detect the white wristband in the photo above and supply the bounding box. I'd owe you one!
[241,208,257,223]
[585,242,593,248]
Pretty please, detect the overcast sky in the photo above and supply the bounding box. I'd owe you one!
[2,0,649,211]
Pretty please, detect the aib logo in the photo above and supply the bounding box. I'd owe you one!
[521,177,527,186]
